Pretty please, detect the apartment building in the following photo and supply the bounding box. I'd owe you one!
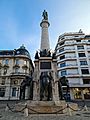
[55,30,90,100]
[0,45,34,100]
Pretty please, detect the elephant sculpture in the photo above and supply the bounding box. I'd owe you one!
[40,72,52,101]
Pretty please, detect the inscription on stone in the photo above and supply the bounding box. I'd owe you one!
[40,62,51,69]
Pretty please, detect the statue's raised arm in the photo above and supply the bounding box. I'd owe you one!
[42,10,48,20]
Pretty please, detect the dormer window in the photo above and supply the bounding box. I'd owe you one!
[16,51,20,54]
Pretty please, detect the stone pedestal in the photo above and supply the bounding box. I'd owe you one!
[33,57,59,102]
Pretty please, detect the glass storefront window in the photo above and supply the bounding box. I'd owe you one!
[74,88,82,99]
[83,88,90,99]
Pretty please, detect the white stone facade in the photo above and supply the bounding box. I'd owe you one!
[0,45,33,100]
[55,30,90,100]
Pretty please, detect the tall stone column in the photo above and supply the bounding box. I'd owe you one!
[40,17,50,50]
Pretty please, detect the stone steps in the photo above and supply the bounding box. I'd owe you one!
[15,100,78,114]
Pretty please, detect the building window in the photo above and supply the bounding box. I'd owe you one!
[76,40,81,42]
[12,88,16,97]
[23,69,27,73]
[74,88,82,99]
[2,60,4,65]
[61,70,67,76]
[60,62,66,68]
[83,79,90,84]
[5,59,9,65]
[11,80,18,85]
[60,55,65,60]
[77,45,84,50]
[0,88,5,97]
[3,68,7,75]
[1,79,5,85]
[60,41,64,46]
[75,36,79,37]
[59,48,64,53]
[57,63,60,67]
[61,37,64,40]
[15,68,19,73]
[81,69,89,74]
[80,61,87,65]
[78,53,86,57]
[83,88,90,99]
[15,59,19,65]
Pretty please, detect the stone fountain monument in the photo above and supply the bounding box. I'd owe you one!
[16,10,78,114]
[33,10,59,103]
[24,10,67,113]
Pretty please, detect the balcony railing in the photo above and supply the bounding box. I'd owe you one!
[69,83,81,85]
[67,73,79,75]
[69,83,90,87]
[65,48,75,50]
[10,72,29,76]
[58,64,78,69]
[65,56,76,58]
[66,64,78,66]
[13,64,20,68]
[57,48,75,55]
[3,64,9,68]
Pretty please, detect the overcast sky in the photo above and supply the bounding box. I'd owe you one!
[0,0,90,60]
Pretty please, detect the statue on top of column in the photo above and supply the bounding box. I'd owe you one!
[42,10,48,20]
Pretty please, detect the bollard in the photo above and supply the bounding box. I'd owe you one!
[84,105,88,111]
[67,104,72,116]
[24,105,29,117]
[5,104,9,111]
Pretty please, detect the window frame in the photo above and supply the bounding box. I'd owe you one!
[78,53,86,57]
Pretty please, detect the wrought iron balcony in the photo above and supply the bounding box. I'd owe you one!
[10,72,29,76]
[3,64,9,68]
[13,64,20,68]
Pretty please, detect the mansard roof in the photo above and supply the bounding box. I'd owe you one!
[0,45,31,59]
